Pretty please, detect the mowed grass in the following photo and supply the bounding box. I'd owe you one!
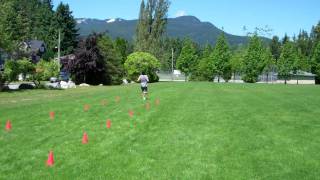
[0,82,320,179]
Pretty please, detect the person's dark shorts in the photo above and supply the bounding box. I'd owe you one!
[141,86,148,92]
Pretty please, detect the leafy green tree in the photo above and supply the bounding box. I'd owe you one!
[293,48,310,84]
[17,58,35,80]
[311,42,320,84]
[310,21,320,43]
[297,30,312,59]
[270,36,281,62]
[282,34,290,45]
[33,0,57,59]
[262,48,275,83]
[98,35,124,85]
[55,2,79,55]
[230,47,245,82]
[192,44,214,81]
[242,34,265,83]
[3,60,20,83]
[114,37,133,65]
[124,52,160,82]
[0,1,14,52]
[67,34,106,85]
[211,34,232,82]
[135,0,170,59]
[176,39,198,81]
[34,60,60,81]
[277,42,297,84]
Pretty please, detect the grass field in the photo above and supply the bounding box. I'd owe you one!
[0,82,320,179]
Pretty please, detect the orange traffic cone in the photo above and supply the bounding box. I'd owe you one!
[128,110,134,118]
[82,132,88,144]
[155,99,160,106]
[145,102,150,110]
[106,119,111,129]
[49,111,55,120]
[115,96,120,103]
[46,151,54,166]
[5,120,11,131]
[84,104,90,112]
[101,100,107,106]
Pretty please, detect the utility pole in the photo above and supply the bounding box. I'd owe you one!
[57,29,61,66]
[171,48,174,81]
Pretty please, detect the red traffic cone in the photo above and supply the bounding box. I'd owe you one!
[82,132,88,144]
[101,100,107,106]
[49,111,55,120]
[46,151,54,166]
[5,120,12,131]
[115,96,120,103]
[155,99,160,106]
[128,110,134,118]
[106,119,111,129]
[145,102,150,110]
[84,104,90,112]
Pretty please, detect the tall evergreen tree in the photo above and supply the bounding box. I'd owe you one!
[192,44,214,81]
[262,48,275,83]
[282,34,290,45]
[242,34,266,83]
[176,38,198,81]
[270,36,281,62]
[211,33,232,82]
[277,41,297,84]
[98,35,124,85]
[311,42,320,84]
[55,2,79,55]
[135,0,170,59]
[230,47,245,82]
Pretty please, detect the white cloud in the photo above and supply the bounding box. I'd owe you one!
[175,10,187,17]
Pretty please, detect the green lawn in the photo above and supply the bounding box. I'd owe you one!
[0,82,320,179]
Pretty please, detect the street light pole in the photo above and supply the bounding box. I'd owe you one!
[57,29,61,66]
[171,48,174,80]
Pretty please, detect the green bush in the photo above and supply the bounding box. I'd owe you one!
[124,52,160,82]
[17,58,35,80]
[35,60,60,81]
[4,60,20,83]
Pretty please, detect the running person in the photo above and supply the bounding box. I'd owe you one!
[137,72,149,100]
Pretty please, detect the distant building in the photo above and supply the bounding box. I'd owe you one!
[228,71,316,84]
[19,40,46,63]
[275,71,315,84]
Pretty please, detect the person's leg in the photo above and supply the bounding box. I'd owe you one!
[144,87,148,100]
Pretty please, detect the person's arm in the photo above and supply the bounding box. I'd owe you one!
[146,76,149,82]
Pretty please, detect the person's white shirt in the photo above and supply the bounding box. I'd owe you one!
[138,75,149,87]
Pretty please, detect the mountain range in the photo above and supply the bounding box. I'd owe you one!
[76,16,265,46]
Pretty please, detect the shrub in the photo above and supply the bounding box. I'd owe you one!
[124,52,160,82]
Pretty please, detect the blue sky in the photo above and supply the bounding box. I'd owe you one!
[53,0,320,38]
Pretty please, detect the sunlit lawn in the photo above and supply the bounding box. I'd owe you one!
[0,82,319,179]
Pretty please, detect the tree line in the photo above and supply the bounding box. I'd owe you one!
[1,0,320,91]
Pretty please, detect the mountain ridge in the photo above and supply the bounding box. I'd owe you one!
[76,16,268,46]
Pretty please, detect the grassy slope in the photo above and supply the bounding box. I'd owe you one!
[0,83,319,179]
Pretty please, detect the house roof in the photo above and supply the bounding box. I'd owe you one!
[26,40,46,51]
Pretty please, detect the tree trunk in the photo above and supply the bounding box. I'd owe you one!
[285,78,287,85]
[218,76,220,83]
[233,72,236,82]
[266,73,269,84]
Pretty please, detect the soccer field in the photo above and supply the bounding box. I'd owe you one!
[0,82,319,179]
